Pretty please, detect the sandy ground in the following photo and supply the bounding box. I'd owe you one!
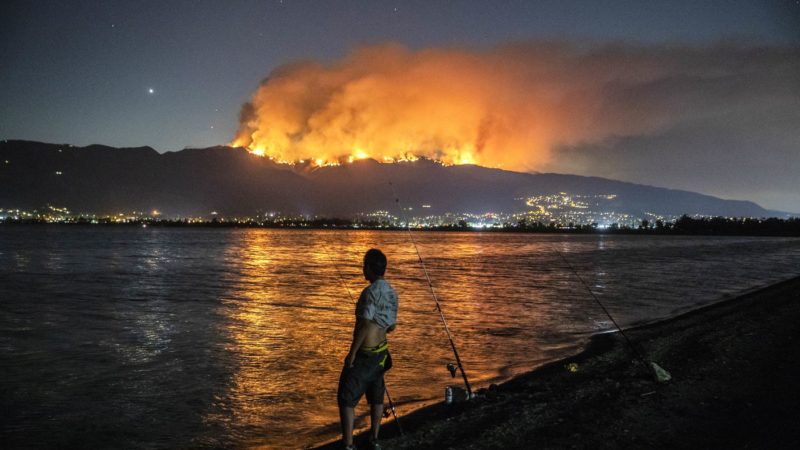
[314,276,800,450]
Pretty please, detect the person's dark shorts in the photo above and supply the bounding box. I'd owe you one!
[337,351,387,408]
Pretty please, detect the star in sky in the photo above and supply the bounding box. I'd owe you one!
[147,88,155,95]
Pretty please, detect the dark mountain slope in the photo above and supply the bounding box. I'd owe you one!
[0,140,775,218]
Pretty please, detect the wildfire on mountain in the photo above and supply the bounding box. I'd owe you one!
[232,42,798,172]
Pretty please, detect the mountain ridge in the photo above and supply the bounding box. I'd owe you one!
[0,140,788,219]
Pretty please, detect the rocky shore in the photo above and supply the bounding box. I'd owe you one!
[314,276,800,449]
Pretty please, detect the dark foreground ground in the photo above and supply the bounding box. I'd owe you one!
[315,276,800,450]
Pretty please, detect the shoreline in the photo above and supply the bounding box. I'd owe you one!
[3,220,800,237]
[313,275,800,449]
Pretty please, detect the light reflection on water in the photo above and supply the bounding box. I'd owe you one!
[1,227,799,448]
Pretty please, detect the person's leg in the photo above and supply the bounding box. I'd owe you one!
[338,358,366,448]
[366,371,386,444]
[370,403,384,441]
[339,404,355,447]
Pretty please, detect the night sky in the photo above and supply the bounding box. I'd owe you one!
[1,0,799,211]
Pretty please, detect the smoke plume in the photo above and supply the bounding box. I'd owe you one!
[233,42,799,173]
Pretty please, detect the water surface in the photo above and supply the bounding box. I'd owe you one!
[1,227,798,448]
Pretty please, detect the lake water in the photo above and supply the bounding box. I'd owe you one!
[1,227,799,448]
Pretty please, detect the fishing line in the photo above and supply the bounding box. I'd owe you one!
[388,181,474,398]
[328,247,404,434]
[550,243,671,382]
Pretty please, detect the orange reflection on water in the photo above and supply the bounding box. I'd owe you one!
[205,230,591,448]
[206,230,393,448]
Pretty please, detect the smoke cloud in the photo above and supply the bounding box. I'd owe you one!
[233,42,799,206]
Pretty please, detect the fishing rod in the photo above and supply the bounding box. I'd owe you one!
[330,251,404,435]
[389,181,474,398]
[551,244,671,382]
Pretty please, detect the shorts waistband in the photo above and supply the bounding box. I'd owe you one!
[360,340,388,354]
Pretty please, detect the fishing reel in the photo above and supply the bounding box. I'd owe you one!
[446,362,457,378]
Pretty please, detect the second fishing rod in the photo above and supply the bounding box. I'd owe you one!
[550,243,671,383]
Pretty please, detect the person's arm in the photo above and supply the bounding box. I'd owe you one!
[346,318,381,367]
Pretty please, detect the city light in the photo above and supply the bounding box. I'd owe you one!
[3,192,790,232]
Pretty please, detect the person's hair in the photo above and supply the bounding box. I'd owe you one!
[364,248,387,277]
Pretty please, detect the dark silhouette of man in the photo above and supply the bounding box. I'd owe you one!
[337,248,398,450]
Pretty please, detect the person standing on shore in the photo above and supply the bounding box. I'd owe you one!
[337,248,398,450]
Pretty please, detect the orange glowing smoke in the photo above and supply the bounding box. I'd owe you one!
[232,43,689,169]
